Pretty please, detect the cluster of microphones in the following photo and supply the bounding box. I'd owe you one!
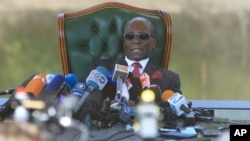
[0,66,109,140]
[0,59,214,140]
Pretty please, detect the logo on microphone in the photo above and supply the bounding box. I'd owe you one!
[94,72,106,84]
[76,82,86,90]
[47,75,55,81]
[45,74,55,84]
[86,67,108,90]
[169,93,183,104]
[87,70,108,89]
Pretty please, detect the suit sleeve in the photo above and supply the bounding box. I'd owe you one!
[161,69,182,94]
[169,73,182,94]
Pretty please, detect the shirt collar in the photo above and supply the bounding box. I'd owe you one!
[125,57,149,71]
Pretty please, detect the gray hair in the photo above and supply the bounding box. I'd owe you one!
[124,17,156,38]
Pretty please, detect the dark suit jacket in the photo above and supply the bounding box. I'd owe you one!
[83,58,182,103]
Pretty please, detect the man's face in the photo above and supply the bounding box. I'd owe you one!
[123,20,156,61]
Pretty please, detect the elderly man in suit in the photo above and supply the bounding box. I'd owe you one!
[75,17,182,127]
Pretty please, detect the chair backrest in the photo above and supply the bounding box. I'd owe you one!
[58,2,172,81]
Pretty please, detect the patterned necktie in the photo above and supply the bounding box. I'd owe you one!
[132,62,142,78]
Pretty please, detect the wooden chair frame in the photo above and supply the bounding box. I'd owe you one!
[58,2,172,76]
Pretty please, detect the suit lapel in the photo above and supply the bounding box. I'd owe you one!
[143,60,158,77]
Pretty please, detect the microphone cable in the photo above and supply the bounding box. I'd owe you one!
[0,88,15,95]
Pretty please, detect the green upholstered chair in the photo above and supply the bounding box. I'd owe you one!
[58,2,172,81]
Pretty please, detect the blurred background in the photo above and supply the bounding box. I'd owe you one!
[0,0,249,100]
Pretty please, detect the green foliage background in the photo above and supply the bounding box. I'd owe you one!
[0,1,250,100]
[0,10,61,91]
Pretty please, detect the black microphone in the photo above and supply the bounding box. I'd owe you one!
[73,66,109,127]
[125,73,142,103]
[81,89,104,127]
[149,71,163,103]
[139,72,162,102]
[112,59,129,102]
[151,86,161,102]
[73,66,108,113]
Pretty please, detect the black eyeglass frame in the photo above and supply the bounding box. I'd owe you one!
[123,32,152,40]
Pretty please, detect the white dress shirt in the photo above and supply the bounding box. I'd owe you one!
[125,57,149,74]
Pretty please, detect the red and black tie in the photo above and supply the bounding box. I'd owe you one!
[132,62,142,78]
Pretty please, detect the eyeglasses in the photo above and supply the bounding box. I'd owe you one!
[124,32,151,40]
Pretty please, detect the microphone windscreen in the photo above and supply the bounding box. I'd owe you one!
[70,82,86,98]
[86,66,108,90]
[79,89,103,127]
[112,59,129,82]
[86,80,99,90]
[75,89,103,119]
[126,73,141,103]
[149,85,161,102]
[84,89,103,107]
[161,90,175,101]
[24,74,46,97]
[39,74,65,101]
[65,73,78,89]
[96,66,109,77]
